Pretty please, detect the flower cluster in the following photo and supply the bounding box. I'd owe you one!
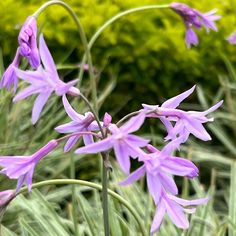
[0,2,224,234]
[74,86,222,234]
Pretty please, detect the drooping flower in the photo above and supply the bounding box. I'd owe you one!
[120,144,198,204]
[143,86,223,144]
[14,34,80,124]
[170,3,220,48]
[227,31,236,44]
[151,191,209,234]
[75,113,149,174]
[0,140,58,192]
[55,95,100,152]
[18,16,40,69]
[0,49,21,92]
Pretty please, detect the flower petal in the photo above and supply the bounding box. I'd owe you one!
[32,91,52,124]
[162,86,196,109]
[75,138,113,154]
[119,165,146,185]
[150,200,166,235]
[114,142,131,174]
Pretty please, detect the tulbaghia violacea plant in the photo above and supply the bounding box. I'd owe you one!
[0,1,223,235]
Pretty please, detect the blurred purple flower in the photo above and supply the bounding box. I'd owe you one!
[227,31,236,44]
[0,49,21,92]
[0,190,15,207]
[55,95,99,152]
[14,34,80,124]
[18,16,40,69]
[120,144,198,204]
[75,113,149,174]
[143,86,223,144]
[151,191,209,234]
[0,140,58,192]
[170,3,220,48]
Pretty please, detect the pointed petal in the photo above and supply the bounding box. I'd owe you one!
[184,118,211,141]
[39,34,57,74]
[114,142,130,174]
[164,198,189,229]
[55,121,82,133]
[64,135,81,152]
[168,195,209,206]
[159,173,178,195]
[32,91,52,124]
[147,173,162,204]
[75,138,113,154]
[15,67,44,84]
[16,174,27,193]
[127,134,149,147]
[120,113,145,134]
[13,85,42,101]
[26,166,35,192]
[62,95,82,121]
[150,200,166,235]
[161,157,198,178]
[119,165,146,185]
[162,86,196,108]
[83,134,94,146]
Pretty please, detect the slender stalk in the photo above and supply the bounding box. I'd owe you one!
[33,0,98,112]
[18,179,147,236]
[78,4,170,83]
[79,92,110,235]
[70,155,79,236]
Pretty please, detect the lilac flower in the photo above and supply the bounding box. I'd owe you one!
[227,31,236,44]
[18,16,40,69]
[120,144,198,204]
[151,191,209,234]
[170,3,220,47]
[14,34,80,124]
[0,49,21,92]
[55,95,99,152]
[143,86,223,144]
[75,113,149,174]
[0,140,58,192]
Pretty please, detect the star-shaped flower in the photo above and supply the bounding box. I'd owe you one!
[75,113,149,174]
[14,34,80,124]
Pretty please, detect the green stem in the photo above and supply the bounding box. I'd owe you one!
[33,0,98,113]
[18,179,147,236]
[70,155,79,236]
[78,4,170,83]
[79,93,110,235]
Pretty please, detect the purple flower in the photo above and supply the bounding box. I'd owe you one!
[18,16,40,69]
[227,31,236,44]
[120,144,198,204]
[143,86,223,144]
[0,49,21,92]
[14,34,80,124]
[170,3,220,48]
[103,112,112,128]
[0,140,58,192]
[55,95,99,152]
[75,113,149,174]
[151,191,209,234]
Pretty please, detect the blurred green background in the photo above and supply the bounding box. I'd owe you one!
[0,0,236,235]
